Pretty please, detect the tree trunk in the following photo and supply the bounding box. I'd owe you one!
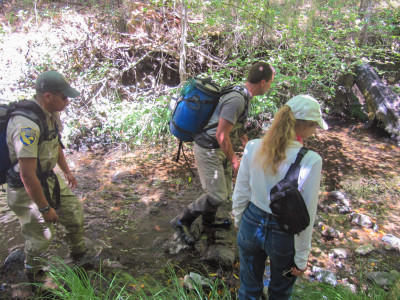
[359,0,374,12]
[355,64,400,141]
[179,0,188,83]
[357,0,374,46]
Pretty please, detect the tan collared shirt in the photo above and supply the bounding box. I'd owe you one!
[7,97,61,173]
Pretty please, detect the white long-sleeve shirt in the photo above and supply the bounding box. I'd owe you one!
[232,139,322,269]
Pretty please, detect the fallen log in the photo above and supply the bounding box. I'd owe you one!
[355,63,400,142]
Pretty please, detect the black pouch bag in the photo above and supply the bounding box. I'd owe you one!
[193,132,220,149]
[269,147,310,235]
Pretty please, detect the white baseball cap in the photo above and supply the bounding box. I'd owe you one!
[286,95,328,130]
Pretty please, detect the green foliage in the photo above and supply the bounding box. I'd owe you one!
[265,7,362,102]
[341,175,400,203]
[292,280,389,300]
[185,0,399,108]
[390,85,400,94]
[98,96,171,146]
[349,102,368,121]
[33,258,400,299]
[35,259,234,299]
[5,0,399,146]
[35,258,132,299]
[249,95,277,119]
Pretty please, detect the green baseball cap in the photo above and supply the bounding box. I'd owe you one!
[36,71,80,98]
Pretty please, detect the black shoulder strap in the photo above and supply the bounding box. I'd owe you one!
[227,86,250,117]
[8,100,61,210]
[9,100,48,139]
[8,100,54,168]
[284,147,309,185]
[220,84,236,95]
[221,85,249,101]
[219,85,250,117]
[293,147,308,165]
[200,85,250,134]
[237,86,250,117]
[9,100,57,144]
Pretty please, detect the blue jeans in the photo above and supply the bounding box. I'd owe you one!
[237,203,297,300]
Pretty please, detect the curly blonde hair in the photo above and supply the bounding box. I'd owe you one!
[255,105,295,174]
[255,105,317,174]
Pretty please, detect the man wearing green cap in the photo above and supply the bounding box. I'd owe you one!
[6,71,89,282]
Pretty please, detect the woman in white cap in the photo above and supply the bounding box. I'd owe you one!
[232,95,328,300]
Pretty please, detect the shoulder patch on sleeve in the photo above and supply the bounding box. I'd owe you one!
[20,127,38,146]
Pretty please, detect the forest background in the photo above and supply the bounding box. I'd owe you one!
[1,0,398,149]
[0,0,400,299]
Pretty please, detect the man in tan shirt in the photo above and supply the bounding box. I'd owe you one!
[6,71,88,282]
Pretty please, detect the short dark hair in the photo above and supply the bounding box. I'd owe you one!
[247,62,274,83]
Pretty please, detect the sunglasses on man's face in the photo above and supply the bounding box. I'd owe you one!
[52,92,68,101]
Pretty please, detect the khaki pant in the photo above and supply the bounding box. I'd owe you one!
[7,174,85,272]
[189,143,232,214]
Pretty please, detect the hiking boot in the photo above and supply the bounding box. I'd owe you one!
[26,269,58,292]
[201,225,217,245]
[70,247,101,269]
[26,269,47,283]
[202,217,232,229]
[170,218,197,245]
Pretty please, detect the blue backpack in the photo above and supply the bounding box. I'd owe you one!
[0,100,50,185]
[169,77,248,142]
[168,77,249,169]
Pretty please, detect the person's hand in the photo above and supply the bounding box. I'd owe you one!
[64,172,77,189]
[41,207,58,224]
[231,156,240,176]
[291,265,307,277]
[240,135,248,148]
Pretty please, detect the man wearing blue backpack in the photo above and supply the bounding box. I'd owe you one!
[5,71,94,284]
[171,62,275,245]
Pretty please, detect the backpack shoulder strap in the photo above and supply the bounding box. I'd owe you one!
[220,85,250,116]
[220,84,236,95]
[284,147,309,184]
[220,85,249,101]
[9,100,51,143]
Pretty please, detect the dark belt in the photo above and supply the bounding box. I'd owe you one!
[6,168,25,188]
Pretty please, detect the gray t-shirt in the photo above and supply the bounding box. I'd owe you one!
[194,85,251,147]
